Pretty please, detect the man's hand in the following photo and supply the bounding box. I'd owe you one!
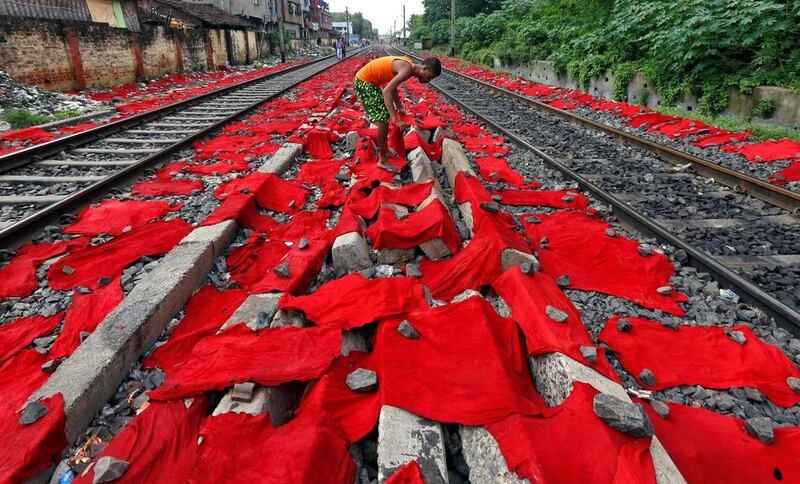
[393,117,408,131]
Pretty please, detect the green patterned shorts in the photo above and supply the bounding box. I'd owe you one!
[355,77,390,123]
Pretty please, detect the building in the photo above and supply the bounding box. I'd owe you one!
[331,21,352,36]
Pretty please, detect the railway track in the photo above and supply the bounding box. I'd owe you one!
[391,46,800,333]
[0,50,361,246]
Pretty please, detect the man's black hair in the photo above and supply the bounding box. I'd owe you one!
[422,57,442,77]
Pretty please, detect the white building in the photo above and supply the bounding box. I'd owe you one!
[332,21,352,35]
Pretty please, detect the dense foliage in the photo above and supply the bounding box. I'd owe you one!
[409,0,800,113]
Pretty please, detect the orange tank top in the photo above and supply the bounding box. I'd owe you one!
[356,56,416,85]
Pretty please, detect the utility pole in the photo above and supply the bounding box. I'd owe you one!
[277,0,286,63]
[402,4,406,42]
[450,0,456,56]
[346,6,350,43]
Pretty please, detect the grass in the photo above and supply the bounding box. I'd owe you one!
[655,106,800,143]
[2,107,85,130]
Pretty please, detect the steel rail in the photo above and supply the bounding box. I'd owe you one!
[388,47,800,334]
[0,51,348,174]
[0,49,364,247]
[396,47,800,213]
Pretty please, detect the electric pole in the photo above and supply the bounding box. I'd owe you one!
[450,0,456,56]
[277,0,286,62]
[402,4,406,42]
[346,6,350,42]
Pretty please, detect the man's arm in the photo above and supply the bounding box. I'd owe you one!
[382,62,413,128]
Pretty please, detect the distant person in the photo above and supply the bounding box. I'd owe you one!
[355,55,442,171]
[336,39,343,59]
[341,40,347,58]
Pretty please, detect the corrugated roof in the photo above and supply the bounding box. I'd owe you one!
[149,0,253,28]
[0,0,141,31]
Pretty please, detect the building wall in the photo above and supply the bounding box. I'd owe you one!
[0,17,74,91]
[0,17,259,91]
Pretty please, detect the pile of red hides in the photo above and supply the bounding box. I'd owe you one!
[643,401,800,483]
[64,199,180,236]
[489,383,656,483]
[521,211,687,315]
[493,268,618,381]
[365,199,461,254]
[601,316,800,407]
[279,273,429,330]
[150,324,341,400]
[48,219,191,290]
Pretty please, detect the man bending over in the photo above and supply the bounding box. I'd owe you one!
[354,55,442,171]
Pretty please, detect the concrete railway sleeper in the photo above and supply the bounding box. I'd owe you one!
[2,47,800,483]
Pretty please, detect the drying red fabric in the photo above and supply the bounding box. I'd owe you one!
[452,172,517,229]
[647,119,709,138]
[215,172,309,214]
[150,324,340,400]
[332,206,365,239]
[296,352,381,443]
[690,130,750,148]
[643,401,800,483]
[488,383,656,484]
[200,194,278,233]
[155,161,189,180]
[450,123,486,137]
[403,130,442,161]
[521,211,687,315]
[415,112,443,131]
[131,179,204,197]
[462,136,508,155]
[0,350,49,411]
[354,138,379,163]
[145,285,246,372]
[279,274,429,330]
[226,233,329,294]
[0,393,67,484]
[294,158,348,208]
[247,117,305,136]
[0,237,89,299]
[187,409,356,484]
[545,99,578,110]
[74,398,209,484]
[366,198,461,254]
[493,189,589,210]
[48,219,191,290]
[626,113,678,129]
[389,124,406,159]
[374,296,545,425]
[419,216,529,301]
[0,127,54,144]
[475,156,538,188]
[349,157,404,191]
[347,181,433,219]
[385,461,425,484]
[600,316,800,407]
[493,268,619,381]
[193,135,270,161]
[185,160,249,175]
[0,313,62,365]
[268,209,331,242]
[57,122,101,134]
[49,277,122,360]
[771,160,800,186]
[64,199,181,236]
[722,138,800,162]
[304,128,336,158]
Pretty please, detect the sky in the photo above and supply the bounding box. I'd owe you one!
[327,0,424,35]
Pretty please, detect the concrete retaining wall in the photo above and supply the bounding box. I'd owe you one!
[492,57,800,128]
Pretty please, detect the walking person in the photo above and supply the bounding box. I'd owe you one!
[354,55,442,171]
[336,38,343,59]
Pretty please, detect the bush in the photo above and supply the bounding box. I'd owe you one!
[4,108,50,129]
[753,98,776,118]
